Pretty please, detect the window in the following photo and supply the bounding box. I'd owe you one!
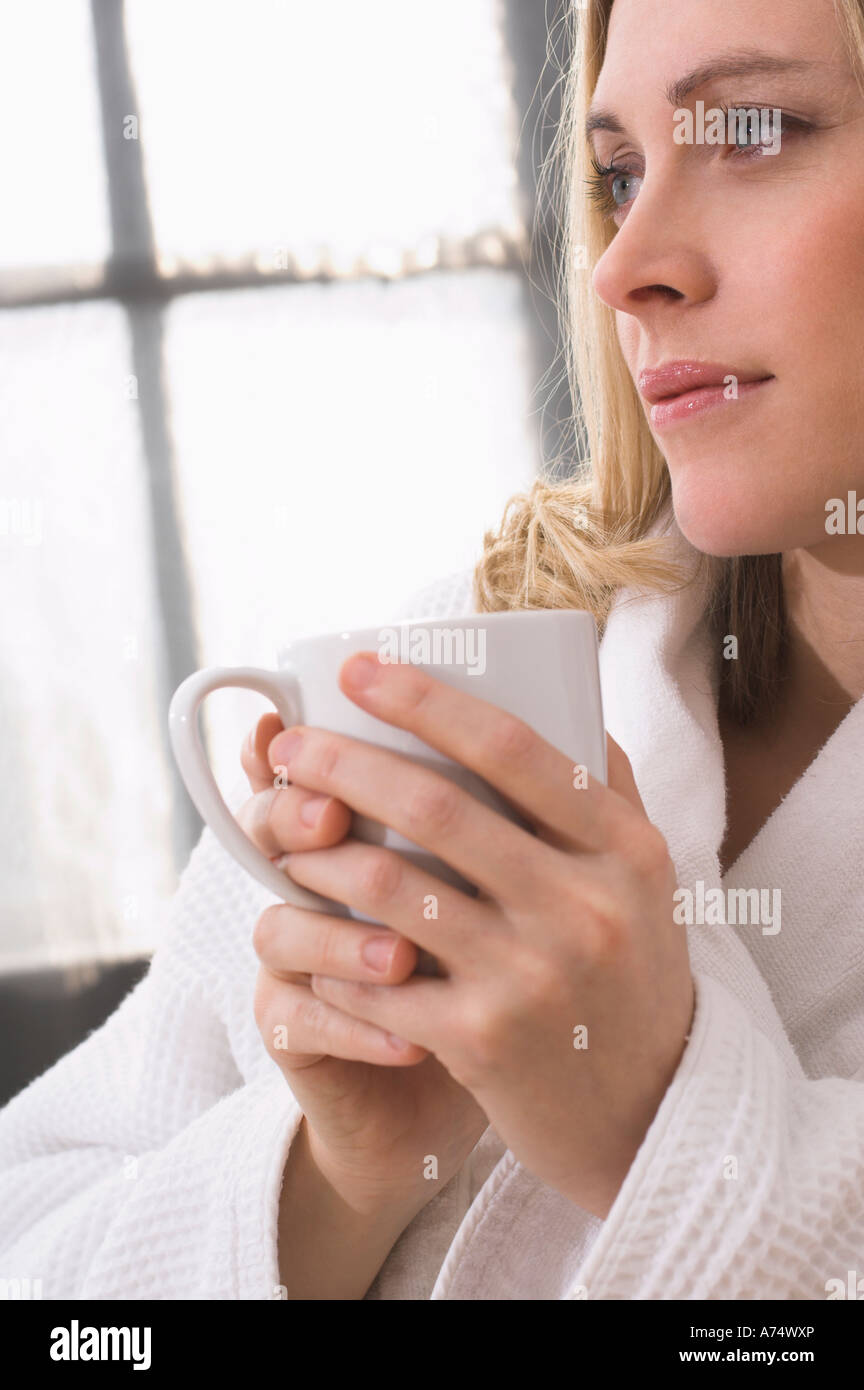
[0,0,569,971]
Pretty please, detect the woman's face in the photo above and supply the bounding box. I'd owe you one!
[590,0,864,560]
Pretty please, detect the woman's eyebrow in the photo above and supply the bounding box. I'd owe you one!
[585,51,823,143]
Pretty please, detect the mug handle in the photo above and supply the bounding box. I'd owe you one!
[168,666,344,913]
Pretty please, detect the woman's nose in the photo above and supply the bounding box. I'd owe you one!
[591,184,716,314]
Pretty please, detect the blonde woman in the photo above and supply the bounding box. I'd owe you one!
[2,0,863,1300]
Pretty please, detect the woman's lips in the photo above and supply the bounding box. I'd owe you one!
[649,377,774,429]
[638,360,776,431]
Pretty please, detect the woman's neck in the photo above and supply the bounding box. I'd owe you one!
[781,538,864,714]
[716,540,862,876]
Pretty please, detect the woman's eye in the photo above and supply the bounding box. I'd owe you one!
[611,172,641,206]
[733,124,770,152]
[727,109,792,155]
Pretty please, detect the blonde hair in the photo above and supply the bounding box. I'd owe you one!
[474,0,864,724]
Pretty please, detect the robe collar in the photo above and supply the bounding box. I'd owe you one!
[598,507,864,1065]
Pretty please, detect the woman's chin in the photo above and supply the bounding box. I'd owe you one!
[669,488,785,558]
[666,458,841,557]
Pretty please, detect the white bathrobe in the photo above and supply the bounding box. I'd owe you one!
[1,514,862,1300]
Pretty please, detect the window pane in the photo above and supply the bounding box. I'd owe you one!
[163,269,538,790]
[0,1,110,272]
[0,301,176,970]
[125,0,524,268]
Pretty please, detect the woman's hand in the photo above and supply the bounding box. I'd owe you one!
[263,652,695,1221]
[238,712,488,1222]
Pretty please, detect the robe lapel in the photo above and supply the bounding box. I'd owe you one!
[598,515,801,1068]
[721,692,864,1076]
[598,515,725,893]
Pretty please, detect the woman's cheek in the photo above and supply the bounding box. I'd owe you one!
[615,312,639,377]
[782,207,864,480]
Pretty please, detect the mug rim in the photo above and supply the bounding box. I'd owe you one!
[276,606,596,661]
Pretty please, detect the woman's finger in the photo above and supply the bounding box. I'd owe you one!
[252,902,418,985]
[605,731,648,814]
[332,653,633,853]
[235,783,353,854]
[274,835,498,961]
[255,976,426,1067]
[264,724,563,910]
[310,972,445,1058]
[240,711,287,793]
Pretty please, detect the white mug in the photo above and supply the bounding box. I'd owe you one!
[168,610,606,971]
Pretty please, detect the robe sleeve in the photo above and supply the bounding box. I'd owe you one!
[0,568,480,1300]
[0,801,303,1300]
[570,969,864,1299]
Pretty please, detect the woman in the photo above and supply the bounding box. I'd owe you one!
[2,0,863,1299]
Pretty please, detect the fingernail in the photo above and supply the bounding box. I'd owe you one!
[343,653,380,692]
[362,936,395,972]
[299,795,331,827]
[386,1033,411,1051]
